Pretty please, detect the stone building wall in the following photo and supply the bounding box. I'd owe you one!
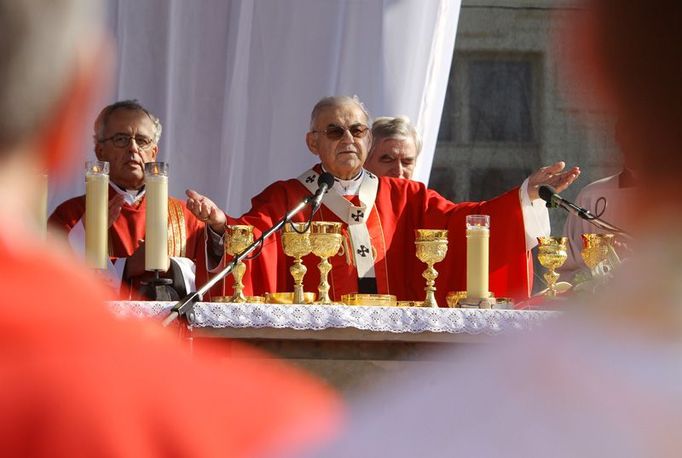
[431,0,623,234]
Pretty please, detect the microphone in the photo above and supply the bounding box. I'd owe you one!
[309,172,334,212]
[538,185,591,219]
[538,184,632,239]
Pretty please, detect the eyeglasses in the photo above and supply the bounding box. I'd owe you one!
[99,133,155,150]
[312,124,369,140]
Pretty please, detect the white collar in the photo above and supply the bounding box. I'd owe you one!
[110,181,146,206]
[321,165,364,196]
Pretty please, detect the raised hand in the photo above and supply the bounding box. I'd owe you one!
[185,189,226,234]
[527,161,581,201]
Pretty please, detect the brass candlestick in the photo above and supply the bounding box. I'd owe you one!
[225,225,254,302]
[310,221,343,304]
[415,229,449,308]
[282,222,313,304]
[537,236,568,297]
[581,233,615,276]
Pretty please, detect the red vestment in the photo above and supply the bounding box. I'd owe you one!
[48,186,217,299]
[0,227,340,457]
[226,166,532,305]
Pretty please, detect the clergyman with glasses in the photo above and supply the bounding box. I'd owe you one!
[49,100,220,299]
[186,95,580,304]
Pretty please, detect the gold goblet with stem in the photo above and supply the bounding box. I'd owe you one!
[282,222,313,304]
[310,222,343,304]
[415,229,449,308]
[225,225,255,303]
[581,233,615,276]
[537,236,568,297]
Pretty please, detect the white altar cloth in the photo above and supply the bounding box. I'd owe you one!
[108,302,557,336]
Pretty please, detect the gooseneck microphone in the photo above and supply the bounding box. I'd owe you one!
[538,185,591,219]
[310,172,334,212]
[538,185,631,239]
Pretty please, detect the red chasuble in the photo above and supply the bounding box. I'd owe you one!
[48,186,215,299]
[225,165,532,306]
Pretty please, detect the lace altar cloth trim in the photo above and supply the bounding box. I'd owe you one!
[108,301,557,335]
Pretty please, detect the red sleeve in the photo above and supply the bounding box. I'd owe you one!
[48,195,86,233]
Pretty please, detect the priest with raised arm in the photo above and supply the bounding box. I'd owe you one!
[187,96,579,305]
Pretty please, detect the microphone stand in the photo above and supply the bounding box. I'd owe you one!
[546,200,633,241]
[162,194,318,327]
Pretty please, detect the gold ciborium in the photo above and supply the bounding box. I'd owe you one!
[581,233,615,276]
[537,236,568,297]
[225,225,254,302]
[310,221,343,304]
[415,229,449,308]
[282,222,312,304]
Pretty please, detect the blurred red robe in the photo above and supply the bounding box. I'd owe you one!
[0,226,340,457]
[226,165,532,305]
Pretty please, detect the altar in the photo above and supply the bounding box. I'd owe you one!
[110,302,558,391]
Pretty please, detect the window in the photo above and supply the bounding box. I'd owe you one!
[438,53,540,145]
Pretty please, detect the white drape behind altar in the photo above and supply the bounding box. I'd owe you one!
[48,0,461,216]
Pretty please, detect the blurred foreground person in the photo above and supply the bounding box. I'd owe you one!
[364,116,421,179]
[0,1,338,456]
[310,1,682,456]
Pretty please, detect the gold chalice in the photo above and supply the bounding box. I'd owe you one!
[310,221,343,304]
[537,236,568,297]
[415,229,449,308]
[581,233,615,276]
[282,222,313,304]
[225,224,254,302]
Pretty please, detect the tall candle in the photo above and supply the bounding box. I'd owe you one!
[466,214,490,299]
[144,162,169,271]
[85,161,109,269]
[36,173,48,239]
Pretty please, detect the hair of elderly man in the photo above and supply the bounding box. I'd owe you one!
[369,116,423,156]
[0,0,102,153]
[93,99,163,146]
[309,96,371,130]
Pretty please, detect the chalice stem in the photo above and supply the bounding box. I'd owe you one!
[543,269,560,297]
[422,264,439,308]
[317,257,332,304]
[291,258,308,303]
[231,261,247,302]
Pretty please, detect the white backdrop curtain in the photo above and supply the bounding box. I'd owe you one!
[49,0,461,216]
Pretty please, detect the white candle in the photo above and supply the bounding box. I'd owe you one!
[36,174,48,239]
[466,215,490,299]
[85,161,109,269]
[144,162,169,271]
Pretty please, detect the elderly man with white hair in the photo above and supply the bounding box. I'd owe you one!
[187,95,579,304]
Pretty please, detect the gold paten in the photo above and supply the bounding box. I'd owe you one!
[396,301,424,308]
[446,291,468,308]
[265,292,316,304]
[341,293,397,307]
[213,295,264,303]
